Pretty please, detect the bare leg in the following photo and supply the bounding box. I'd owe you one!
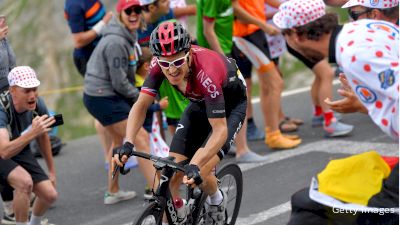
[31,180,58,217]
[94,119,112,163]
[7,167,32,223]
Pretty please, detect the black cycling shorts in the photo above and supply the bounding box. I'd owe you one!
[170,99,246,161]
[0,147,49,187]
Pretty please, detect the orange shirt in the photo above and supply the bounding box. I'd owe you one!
[233,0,266,37]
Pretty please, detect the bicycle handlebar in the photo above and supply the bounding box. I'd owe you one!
[112,150,185,179]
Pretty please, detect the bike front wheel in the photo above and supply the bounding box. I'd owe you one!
[133,202,163,225]
[217,163,243,225]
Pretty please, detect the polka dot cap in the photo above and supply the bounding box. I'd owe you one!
[342,0,399,9]
[8,66,41,88]
[273,0,326,29]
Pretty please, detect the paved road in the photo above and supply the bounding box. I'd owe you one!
[2,85,397,225]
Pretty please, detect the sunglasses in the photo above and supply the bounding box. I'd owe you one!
[157,52,189,69]
[124,6,142,15]
[348,8,371,21]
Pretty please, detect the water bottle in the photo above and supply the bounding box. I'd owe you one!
[174,197,187,223]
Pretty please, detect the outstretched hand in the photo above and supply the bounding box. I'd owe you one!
[31,115,55,136]
[324,73,368,114]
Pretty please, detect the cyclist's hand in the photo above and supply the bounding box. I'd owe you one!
[112,142,134,167]
[183,164,203,187]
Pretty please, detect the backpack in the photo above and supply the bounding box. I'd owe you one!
[0,90,64,156]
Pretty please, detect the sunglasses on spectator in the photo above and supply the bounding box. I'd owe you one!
[348,8,371,21]
[124,6,142,15]
[157,52,189,69]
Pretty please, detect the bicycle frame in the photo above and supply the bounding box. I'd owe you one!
[129,152,207,225]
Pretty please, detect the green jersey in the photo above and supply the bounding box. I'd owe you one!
[158,80,189,119]
[196,0,234,55]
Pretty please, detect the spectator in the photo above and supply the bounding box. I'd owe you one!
[0,14,17,224]
[231,0,302,149]
[196,0,272,163]
[64,0,115,172]
[0,66,57,225]
[169,0,196,29]
[272,0,399,223]
[83,0,155,204]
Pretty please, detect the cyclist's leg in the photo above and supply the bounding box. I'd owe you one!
[169,102,211,198]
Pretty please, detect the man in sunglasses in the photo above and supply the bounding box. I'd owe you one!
[342,0,399,24]
[114,21,247,225]
[273,0,398,224]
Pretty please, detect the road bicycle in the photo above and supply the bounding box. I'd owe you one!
[116,151,243,225]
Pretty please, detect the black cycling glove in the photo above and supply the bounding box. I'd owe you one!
[184,164,203,185]
[113,141,135,160]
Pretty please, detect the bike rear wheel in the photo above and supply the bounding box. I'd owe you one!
[133,202,163,225]
[217,163,243,225]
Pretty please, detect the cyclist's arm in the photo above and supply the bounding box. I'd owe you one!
[190,117,227,167]
[125,93,155,145]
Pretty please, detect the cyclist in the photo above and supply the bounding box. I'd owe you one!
[113,21,247,225]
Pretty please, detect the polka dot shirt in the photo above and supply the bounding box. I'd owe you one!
[335,19,399,140]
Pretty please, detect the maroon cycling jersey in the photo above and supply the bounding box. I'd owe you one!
[141,45,247,118]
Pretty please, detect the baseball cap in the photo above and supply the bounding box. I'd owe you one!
[342,0,399,9]
[139,0,157,5]
[273,0,326,29]
[116,0,141,13]
[8,66,40,88]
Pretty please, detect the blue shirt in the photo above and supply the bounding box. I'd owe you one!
[138,9,174,46]
[64,0,106,58]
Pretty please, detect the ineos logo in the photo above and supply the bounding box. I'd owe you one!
[197,70,220,98]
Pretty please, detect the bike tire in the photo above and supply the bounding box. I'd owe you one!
[133,202,163,225]
[217,163,243,225]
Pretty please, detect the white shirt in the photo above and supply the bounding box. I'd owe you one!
[265,1,287,59]
[335,19,399,140]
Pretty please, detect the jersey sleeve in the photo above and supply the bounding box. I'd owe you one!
[65,3,86,33]
[202,0,218,19]
[141,58,165,97]
[199,67,226,118]
[341,47,399,139]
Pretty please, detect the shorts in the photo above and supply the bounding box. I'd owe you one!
[170,99,246,160]
[73,55,89,77]
[0,148,49,187]
[231,29,274,78]
[83,93,131,126]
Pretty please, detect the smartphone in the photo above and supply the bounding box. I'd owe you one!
[0,16,6,29]
[50,114,64,128]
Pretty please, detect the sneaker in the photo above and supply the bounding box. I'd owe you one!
[143,186,153,200]
[1,212,15,225]
[40,218,55,225]
[312,113,343,127]
[104,190,137,205]
[247,122,265,141]
[236,151,268,163]
[205,190,227,225]
[323,119,354,137]
[265,129,301,149]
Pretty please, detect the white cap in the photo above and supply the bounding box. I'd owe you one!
[342,0,399,9]
[8,66,40,88]
[273,0,326,29]
[139,0,157,5]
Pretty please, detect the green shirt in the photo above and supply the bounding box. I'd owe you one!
[158,80,189,119]
[196,0,234,55]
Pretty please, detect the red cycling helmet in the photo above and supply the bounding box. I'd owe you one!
[150,21,191,57]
